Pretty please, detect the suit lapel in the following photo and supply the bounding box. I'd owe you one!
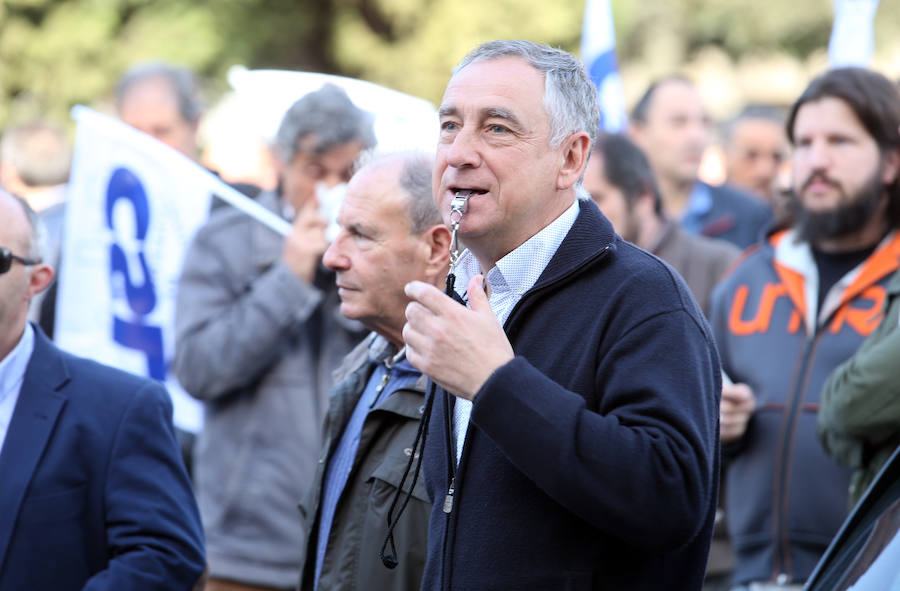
[0,328,69,568]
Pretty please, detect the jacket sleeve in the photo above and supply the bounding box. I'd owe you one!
[83,381,205,591]
[172,220,323,400]
[818,299,900,464]
[470,307,720,551]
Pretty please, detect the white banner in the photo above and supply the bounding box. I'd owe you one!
[225,66,439,154]
[828,0,880,67]
[55,106,249,433]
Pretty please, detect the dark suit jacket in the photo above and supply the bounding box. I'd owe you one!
[697,182,773,250]
[0,327,205,591]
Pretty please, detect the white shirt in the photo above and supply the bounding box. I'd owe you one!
[452,198,581,464]
[0,323,35,455]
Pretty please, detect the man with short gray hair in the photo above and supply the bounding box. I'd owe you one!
[402,40,720,590]
[173,84,375,591]
[298,152,449,591]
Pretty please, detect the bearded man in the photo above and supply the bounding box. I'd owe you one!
[709,67,900,590]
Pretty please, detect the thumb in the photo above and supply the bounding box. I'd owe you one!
[466,274,491,313]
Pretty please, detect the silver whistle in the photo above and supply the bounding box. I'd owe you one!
[449,191,470,269]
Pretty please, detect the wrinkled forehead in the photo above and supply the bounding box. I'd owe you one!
[441,57,549,122]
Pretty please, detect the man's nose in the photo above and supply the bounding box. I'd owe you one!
[806,138,833,171]
[446,128,481,169]
[322,235,348,270]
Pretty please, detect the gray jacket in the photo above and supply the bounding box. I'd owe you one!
[299,334,430,591]
[173,191,365,589]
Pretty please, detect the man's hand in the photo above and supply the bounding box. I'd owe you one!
[721,381,756,443]
[403,274,514,400]
[282,201,329,283]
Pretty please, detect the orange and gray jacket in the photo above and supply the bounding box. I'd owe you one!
[709,228,900,585]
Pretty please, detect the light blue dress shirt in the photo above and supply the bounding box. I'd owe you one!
[0,323,35,455]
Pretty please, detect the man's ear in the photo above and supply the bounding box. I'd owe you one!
[557,132,591,191]
[881,146,900,186]
[633,190,656,219]
[28,264,54,298]
[422,224,452,277]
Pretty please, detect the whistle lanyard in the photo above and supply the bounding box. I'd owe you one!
[441,191,472,513]
[379,191,471,568]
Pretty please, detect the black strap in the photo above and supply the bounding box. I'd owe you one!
[378,271,463,569]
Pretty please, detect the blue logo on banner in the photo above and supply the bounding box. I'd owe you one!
[105,167,165,381]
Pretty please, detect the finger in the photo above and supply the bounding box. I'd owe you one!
[405,280,455,314]
[404,299,432,326]
[722,384,751,403]
[466,274,491,314]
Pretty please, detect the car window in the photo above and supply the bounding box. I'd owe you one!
[836,499,900,590]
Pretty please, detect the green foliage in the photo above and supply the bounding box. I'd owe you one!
[0,0,898,132]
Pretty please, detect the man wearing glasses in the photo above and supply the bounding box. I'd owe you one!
[0,189,205,590]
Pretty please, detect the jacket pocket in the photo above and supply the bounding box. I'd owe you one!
[20,484,87,524]
[369,447,429,503]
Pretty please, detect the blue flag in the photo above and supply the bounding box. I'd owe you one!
[581,0,628,132]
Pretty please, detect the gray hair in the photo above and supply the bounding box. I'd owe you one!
[2,189,47,261]
[115,61,203,124]
[0,122,71,188]
[355,152,441,234]
[274,83,377,164]
[398,153,442,233]
[455,40,600,150]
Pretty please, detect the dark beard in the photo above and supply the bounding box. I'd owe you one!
[789,166,886,245]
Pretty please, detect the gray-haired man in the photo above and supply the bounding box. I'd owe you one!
[173,84,375,591]
[299,152,450,591]
[402,40,720,590]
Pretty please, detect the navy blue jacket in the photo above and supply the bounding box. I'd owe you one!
[697,182,773,250]
[420,200,721,590]
[0,327,206,591]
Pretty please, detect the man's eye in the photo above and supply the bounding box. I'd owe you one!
[441,121,459,132]
[489,125,508,133]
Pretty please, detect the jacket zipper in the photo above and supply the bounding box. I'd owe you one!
[436,243,612,590]
[773,330,820,581]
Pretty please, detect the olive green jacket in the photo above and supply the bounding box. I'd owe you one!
[819,269,900,508]
[299,334,430,591]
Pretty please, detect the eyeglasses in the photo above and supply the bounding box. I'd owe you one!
[0,246,41,275]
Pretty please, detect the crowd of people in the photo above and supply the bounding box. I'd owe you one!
[1,38,899,591]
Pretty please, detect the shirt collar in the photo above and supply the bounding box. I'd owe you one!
[366,333,411,371]
[0,323,35,402]
[455,198,581,298]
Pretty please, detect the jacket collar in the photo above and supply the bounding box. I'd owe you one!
[769,229,900,332]
[0,326,69,567]
[530,199,617,293]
